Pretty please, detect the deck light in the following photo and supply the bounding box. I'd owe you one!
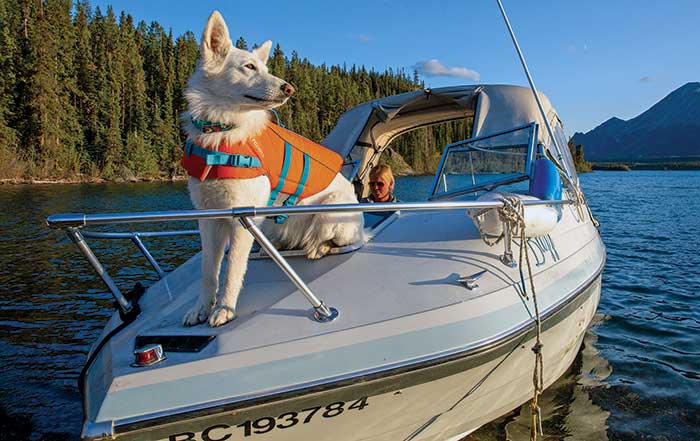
[133,344,166,367]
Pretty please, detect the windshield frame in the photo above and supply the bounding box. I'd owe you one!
[429,122,538,199]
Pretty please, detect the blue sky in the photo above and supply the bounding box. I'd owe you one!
[92,0,699,135]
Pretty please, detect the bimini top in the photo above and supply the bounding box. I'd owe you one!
[322,84,577,184]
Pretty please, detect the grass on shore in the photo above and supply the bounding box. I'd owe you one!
[592,161,700,171]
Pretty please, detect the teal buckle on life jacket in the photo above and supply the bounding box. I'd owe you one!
[185,140,261,168]
[272,201,291,224]
[191,118,235,133]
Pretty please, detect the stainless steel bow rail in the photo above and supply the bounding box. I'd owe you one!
[47,199,572,322]
[80,230,200,279]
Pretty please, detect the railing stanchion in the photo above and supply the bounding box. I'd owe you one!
[238,216,338,323]
[131,234,166,279]
[66,228,135,318]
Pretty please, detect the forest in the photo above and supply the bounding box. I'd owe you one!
[0,1,589,182]
[0,1,478,182]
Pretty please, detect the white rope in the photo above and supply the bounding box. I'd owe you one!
[472,189,597,438]
[495,194,545,441]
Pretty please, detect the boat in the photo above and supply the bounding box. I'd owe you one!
[45,5,605,441]
[47,81,605,441]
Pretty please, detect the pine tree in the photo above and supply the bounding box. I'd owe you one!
[568,139,592,173]
[158,28,179,177]
[90,6,124,177]
[25,0,83,177]
[73,0,99,174]
[235,36,247,50]
[0,0,21,178]
[119,12,154,176]
[174,31,198,117]
[269,43,285,78]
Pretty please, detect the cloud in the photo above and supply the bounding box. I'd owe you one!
[638,76,655,83]
[413,59,480,80]
[352,34,373,43]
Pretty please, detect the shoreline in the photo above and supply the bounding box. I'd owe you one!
[2,167,699,186]
[0,176,189,185]
[590,162,700,171]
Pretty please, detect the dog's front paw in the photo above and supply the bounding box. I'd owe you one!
[183,302,212,326]
[208,306,236,327]
[306,243,332,260]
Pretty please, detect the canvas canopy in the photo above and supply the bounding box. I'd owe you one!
[322,84,577,186]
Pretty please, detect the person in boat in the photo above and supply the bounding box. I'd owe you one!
[362,164,398,203]
[362,164,399,225]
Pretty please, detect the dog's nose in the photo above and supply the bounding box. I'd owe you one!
[281,83,295,97]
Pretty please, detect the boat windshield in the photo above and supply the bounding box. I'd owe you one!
[431,123,537,199]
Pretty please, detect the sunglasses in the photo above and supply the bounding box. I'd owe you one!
[369,181,385,188]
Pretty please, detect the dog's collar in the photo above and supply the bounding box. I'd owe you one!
[191,118,236,133]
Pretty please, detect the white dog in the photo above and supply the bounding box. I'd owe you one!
[180,11,363,327]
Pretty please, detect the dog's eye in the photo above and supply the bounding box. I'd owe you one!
[244,63,256,70]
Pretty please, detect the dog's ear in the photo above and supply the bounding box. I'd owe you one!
[201,11,232,71]
[252,40,273,65]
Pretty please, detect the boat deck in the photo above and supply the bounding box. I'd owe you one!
[86,205,604,424]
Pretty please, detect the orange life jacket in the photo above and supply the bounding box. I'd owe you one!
[181,121,343,218]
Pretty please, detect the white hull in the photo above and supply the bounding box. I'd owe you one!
[77,197,605,441]
[101,273,601,441]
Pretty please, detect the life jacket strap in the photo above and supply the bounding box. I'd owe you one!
[185,140,262,168]
[267,141,292,205]
[268,142,299,224]
[269,109,286,128]
[272,153,311,223]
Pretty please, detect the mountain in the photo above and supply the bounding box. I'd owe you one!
[571,82,700,161]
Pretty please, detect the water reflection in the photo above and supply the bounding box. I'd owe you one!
[466,315,612,441]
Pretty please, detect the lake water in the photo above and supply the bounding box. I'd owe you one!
[1,171,699,440]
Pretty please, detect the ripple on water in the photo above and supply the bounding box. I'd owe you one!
[581,171,700,440]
